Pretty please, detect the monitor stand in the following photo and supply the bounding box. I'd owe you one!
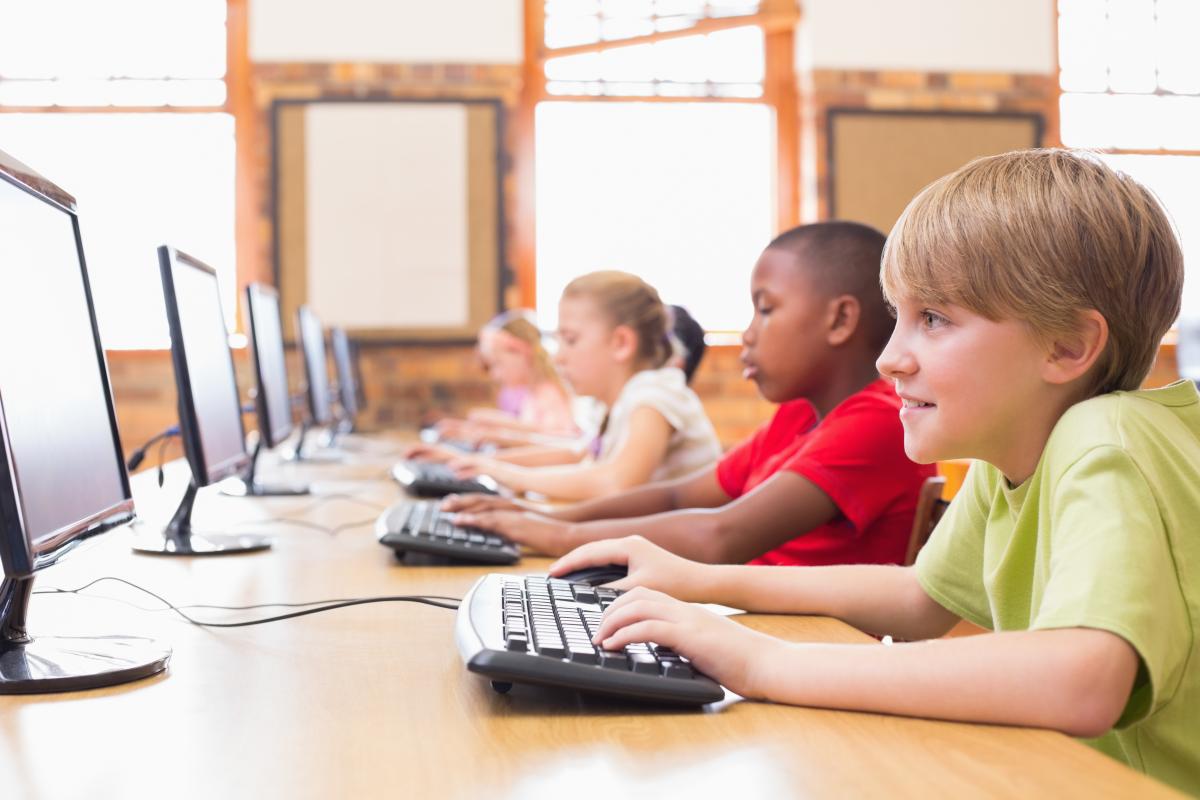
[133,479,273,556]
[220,438,310,497]
[284,419,344,464]
[0,574,171,694]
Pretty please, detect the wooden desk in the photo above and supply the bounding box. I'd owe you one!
[0,441,1182,799]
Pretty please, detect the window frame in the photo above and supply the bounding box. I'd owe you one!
[513,0,800,317]
[0,0,255,349]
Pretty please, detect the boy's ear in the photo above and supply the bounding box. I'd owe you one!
[1043,309,1108,386]
[608,323,638,363]
[825,295,862,347]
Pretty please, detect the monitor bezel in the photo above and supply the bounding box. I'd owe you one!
[330,327,359,420]
[296,305,333,426]
[245,283,294,449]
[159,245,250,488]
[0,157,135,578]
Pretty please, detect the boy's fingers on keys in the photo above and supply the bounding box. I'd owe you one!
[593,591,675,641]
[600,620,676,653]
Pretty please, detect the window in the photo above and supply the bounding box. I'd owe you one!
[1057,0,1200,317]
[0,0,236,349]
[531,0,796,332]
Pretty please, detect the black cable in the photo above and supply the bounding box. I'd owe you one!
[33,576,460,628]
[126,424,180,472]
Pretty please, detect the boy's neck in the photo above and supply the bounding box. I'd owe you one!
[989,387,1091,486]
[808,360,881,418]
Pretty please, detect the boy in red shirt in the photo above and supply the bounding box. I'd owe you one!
[448,221,935,565]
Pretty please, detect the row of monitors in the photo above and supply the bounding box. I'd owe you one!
[0,149,359,582]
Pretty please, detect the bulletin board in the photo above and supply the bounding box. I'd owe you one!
[272,97,505,343]
[827,109,1044,234]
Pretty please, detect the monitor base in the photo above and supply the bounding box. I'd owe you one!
[132,531,273,556]
[220,478,310,497]
[0,634,170,694]
[131,478,273,556]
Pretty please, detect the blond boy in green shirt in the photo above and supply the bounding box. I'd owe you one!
[552,149,1199,796]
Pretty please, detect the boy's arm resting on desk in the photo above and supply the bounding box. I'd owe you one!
[453,406,673,501]
[594,589,1139,738]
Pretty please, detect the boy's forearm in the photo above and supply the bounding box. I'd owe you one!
[702,564,955,640]
[750,628,1136,738]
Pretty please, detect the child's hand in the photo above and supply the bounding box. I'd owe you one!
[401,442,455,462]
[591,587,779,698]
[452,510,569,555]
[447,455,487,478]
[440,493,526,513]
[549,535,709,601]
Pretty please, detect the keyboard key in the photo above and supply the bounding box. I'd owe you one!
[535,642,566,658]
[568,646,598,664]
[572,586,598,604]
[597,650,628,670]
[628,652,658,674]
[506,635,528,652]
[661,661,694,680]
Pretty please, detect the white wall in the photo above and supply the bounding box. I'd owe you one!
[250,0,522,64]
[800,0,1055,74]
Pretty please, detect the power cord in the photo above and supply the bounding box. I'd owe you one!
[33,576,461,628]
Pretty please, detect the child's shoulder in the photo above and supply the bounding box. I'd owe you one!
[1047,380,1200,471]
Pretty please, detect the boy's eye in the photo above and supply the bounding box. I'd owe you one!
[920,310,948,329]
[756,304,773,315]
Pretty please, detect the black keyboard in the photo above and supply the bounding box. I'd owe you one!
[456,574,725,705]
[376,500,519,565]
[390,459,499,498]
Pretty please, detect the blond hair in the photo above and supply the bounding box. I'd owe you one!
[482,310,566,394]
[880,149,1183,396]
[562,270,672,369]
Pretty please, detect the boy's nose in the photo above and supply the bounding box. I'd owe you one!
[876,331,914,378]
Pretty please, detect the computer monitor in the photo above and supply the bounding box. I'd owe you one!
[330,326,359,434]
[297,305,333,426]
[350,338,368,412]
[229,283,310,496]
[291,305,342,461]
[132,246,271,555]
[0,148,170,693]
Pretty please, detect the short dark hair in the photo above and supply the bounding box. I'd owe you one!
[669,305,707,383]
[768,221,891,352]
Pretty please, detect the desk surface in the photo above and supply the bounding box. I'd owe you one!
[0,436,1183,799]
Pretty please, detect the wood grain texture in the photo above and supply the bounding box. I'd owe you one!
[0,439,1182,800]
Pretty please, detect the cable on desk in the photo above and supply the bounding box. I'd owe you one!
[272,492,388,515]
[227,516,378,537]
[34,576,461,628]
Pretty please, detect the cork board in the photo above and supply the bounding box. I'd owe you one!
[273,98,504,343]
[828,110,1043,234]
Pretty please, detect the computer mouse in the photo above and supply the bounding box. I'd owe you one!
[558,564,628,586]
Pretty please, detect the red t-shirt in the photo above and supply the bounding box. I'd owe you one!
[715,379,936,567]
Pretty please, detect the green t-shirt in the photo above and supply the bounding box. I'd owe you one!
[916,380,1200,797]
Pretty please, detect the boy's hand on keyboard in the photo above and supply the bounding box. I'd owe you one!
[591,586,776,698]
[549,535,709,601]
[440,494,526,514]
[452,510,568,555]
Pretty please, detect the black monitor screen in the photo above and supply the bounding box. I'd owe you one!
[0,171,129,560]
[331,327,359,419]
[162,248,246,484]
[246,284,293,447]
[297,306,332,425]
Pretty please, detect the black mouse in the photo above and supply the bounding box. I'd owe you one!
[557,564,628,586]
